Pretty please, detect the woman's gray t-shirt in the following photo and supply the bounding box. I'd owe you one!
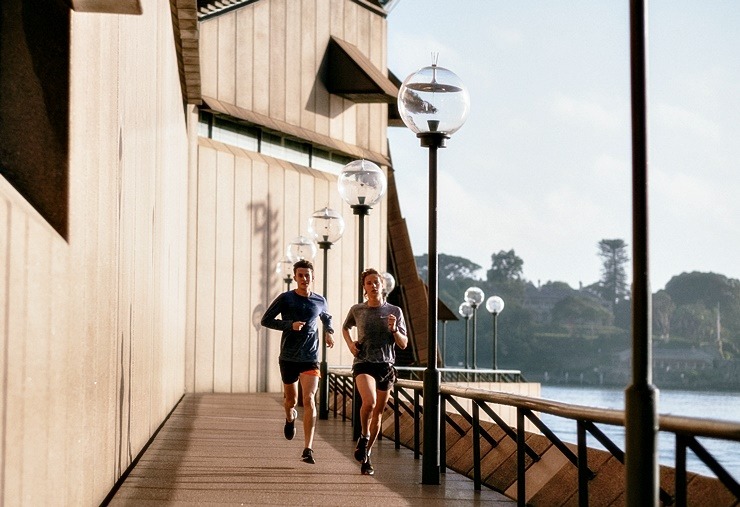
[343,302,406,365]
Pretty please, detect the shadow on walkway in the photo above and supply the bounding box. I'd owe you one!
[106,393,515,505]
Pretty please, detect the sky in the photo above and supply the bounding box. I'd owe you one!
[385,1,740,292]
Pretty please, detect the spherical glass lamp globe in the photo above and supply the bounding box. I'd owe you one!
[486,296,505,315]
[308,207,345,244]
[397,61,470,136]
[338,159,387,208]
[276,257,293,279]
[381,272,396,295]
[464,287,485,307]
[458,301,473,319]
[287,235,317,262]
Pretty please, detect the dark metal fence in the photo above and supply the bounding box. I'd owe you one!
[327,368,740,507]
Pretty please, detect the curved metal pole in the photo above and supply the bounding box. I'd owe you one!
[625,0,658,504]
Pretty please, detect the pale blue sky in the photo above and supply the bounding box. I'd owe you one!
[386,1,740,291]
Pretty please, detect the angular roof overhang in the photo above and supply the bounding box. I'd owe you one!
[64,0,142,14]
[324,36,398,104]
[201,96,391,167]
[172,0,202,104]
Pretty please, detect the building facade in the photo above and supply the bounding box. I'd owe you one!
[0,0,399,503]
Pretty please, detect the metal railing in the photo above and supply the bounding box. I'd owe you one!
[395,365,527,383]
[327,368,740,507]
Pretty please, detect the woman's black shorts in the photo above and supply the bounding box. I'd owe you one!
[353,362,397,391]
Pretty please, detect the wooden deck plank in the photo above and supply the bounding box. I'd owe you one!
[106,393,514,505]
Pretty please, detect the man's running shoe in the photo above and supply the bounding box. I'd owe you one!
[302,447,315,464]
[361,457,374,475]
[354,436,369,462]
[284,408,297,440]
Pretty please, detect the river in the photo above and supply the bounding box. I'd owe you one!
[539,385,740,482]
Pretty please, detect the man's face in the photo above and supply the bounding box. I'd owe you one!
[294,267,313,288]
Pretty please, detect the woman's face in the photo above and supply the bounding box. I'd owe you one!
[363,273,382,301]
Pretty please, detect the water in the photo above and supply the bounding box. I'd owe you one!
[539,385,740,482]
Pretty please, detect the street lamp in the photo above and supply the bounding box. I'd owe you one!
[381,271,396,297]
[287,235,317,263]
[276,256,294,291]
[398,55,469,484]
[464,287,485,370]
[458,302,473,368]
[308,207,345,420]
[486,296,505,376]
[339,160,386,439]
[338,159,387,303]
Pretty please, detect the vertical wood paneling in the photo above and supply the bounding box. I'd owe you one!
[252,1,270,115]
[313,0,330,135]
[0,198,7,506]
[217,14,236,104]
[282,164,301,239]
[199,20,218,99]
[214,152,236,391]
[231,157,252,391]
[268,0,286,121]
[23,219,51,506]
[5,212,27,505]
[285,0,301,125]
[48,235,69,506]
[195,154,218,391]
[235,9,254,111]
[299,0,316,131]
[2,0,190,503]
[250,157,272,391]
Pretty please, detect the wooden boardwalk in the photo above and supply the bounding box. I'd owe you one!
[105,393,515,506]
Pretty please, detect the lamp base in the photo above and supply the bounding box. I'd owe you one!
[417,132,449,149]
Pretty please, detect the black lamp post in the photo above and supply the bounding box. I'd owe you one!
[458,302,473,368]
[398,56,469,485]
[464,287,485,370]
[276,257,294,291]
[308,207,345,420]
[626,0,658,504]
[485,296,505,378]
[338,159,386,439]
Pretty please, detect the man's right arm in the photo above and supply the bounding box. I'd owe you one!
[260,294,292,331]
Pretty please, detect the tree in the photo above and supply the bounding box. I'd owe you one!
[652,290,675,340]
[439,254,482,281]
[597,239,629,308]
[486,249,523,283]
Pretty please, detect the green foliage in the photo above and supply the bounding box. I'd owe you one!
[552,295,613,328]
[597,239,629,306]
[413,249,739,385]
[486,249,523,283]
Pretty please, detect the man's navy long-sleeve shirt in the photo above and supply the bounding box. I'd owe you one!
[260,290,334,362]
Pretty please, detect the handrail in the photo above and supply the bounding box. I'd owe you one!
[327,368,740,505]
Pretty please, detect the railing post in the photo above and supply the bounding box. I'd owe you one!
[440,394,447,474]
[675,435,687,507]
[473,401,481,490]
[577,420,590,507]
[394,385,401,449]
[414,389,421,459]
[517,408,526,507]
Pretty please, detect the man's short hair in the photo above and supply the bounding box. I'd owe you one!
[293,259,314,273]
